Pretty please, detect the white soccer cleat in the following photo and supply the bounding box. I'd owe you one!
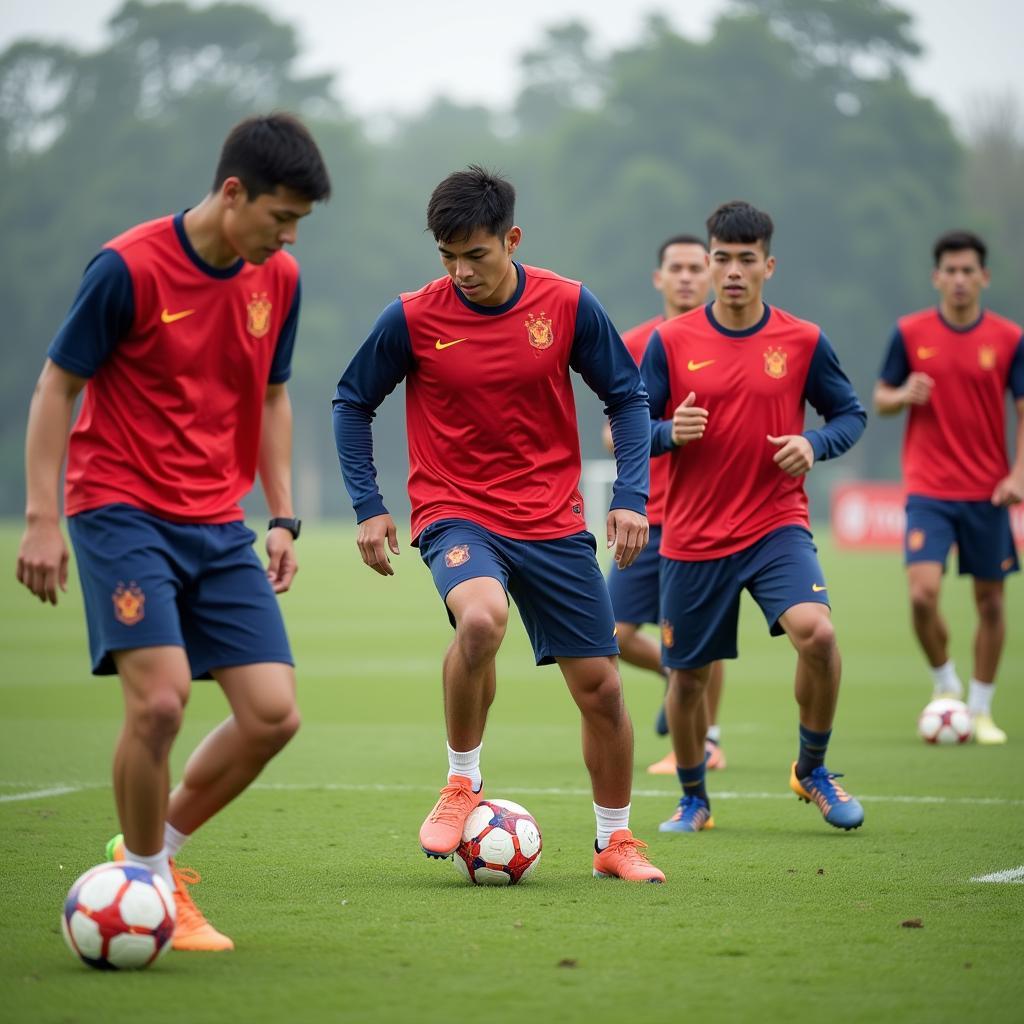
[972,713,1007,745]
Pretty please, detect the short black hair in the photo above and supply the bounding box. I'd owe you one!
[657,234,708,264]
[213,112,331,202]
[706,201,774,254]
[933,229,987,268]
[427,165,515,244]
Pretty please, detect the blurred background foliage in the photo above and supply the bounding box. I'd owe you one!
[2,0,1021,521]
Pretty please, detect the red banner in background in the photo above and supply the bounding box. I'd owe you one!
[831,482,1024,549]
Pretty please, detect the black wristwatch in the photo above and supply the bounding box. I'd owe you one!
[268,517,301,540]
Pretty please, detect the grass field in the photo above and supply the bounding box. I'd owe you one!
[1,522,1022,1023]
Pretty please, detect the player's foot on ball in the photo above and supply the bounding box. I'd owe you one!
[705,739,727,771]
[593,829,666,883]
[646,750,676,775]
[790,762,864,831]
[932,683,964,700]
[972,713,1007,745]
[659,794,714,833]
[170,862,234,951]
[419,774,482,858]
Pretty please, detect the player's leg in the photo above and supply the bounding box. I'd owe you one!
[957,500,1019,743]
[905,496,962,697]
[704,660,727,770]
[748,526,863,831]
[657,554,737,832]
[512,530,662,881]
[417,521,511,857]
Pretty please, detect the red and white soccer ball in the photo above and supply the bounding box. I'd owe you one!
[62,862,175,969]
[454,799,542,885]
[917,698,973,745]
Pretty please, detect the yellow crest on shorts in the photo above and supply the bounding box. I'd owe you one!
[525,311,554,351]
[907,529,926,553]
[764,346,787,379]
[112,581,145,626]
[660,618,674,649]
[445,544,471,568]
[247,292,272,338]
[978,345,996,371]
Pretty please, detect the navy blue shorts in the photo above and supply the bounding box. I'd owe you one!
[418,519,618,666]
[67,504,293,678]
[905,495,1019,579]
[659,526,830,669]
[607,524,662,625]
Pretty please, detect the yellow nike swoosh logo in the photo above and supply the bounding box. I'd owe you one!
[687,359,715,371]
[812,583,827,592]
[161,308,195,324]
[435,337,469,350]
[917,347,938,360]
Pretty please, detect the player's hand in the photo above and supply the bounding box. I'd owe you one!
[266,527,298,593]
[991,473,1024,507]
[607,508,649,569]
[767,434,815,476]
[357,513,400,576]
[671,391,708,446]
[902,372,934,407]
[16,518,68,605]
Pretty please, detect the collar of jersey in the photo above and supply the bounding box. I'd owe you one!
[704,301,772,338]
[937,308,984,334]
[174,211,245,280]
[452,261,526,316]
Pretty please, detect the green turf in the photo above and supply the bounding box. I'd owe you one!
[1,522,1021,1023]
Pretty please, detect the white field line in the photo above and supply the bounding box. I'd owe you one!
[2,780,1024,807]
[970,866,1024,884]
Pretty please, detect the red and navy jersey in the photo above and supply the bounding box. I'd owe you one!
[879,308,1024,500]
[48,213,301,523]
[333,263,649,541]
[622,314,667,525]
[641,304,866,560]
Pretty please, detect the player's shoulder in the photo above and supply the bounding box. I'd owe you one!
[656,304,706,342]
[104,215,176,259]
[399,275,451,308]
[765,304,822,345]
[980,309,1023,341]
[260,247,300,287]
[519,263,582,290]
[896,307,938,334]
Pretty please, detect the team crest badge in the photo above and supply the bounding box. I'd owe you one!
[112,581,145,626]
[525,311,554,352]
[907,529,926,553]
[764,346,787,379]
[445,544,471,568]
[660,618,674,649]
[247,292,272,338]
[979,345,996,371]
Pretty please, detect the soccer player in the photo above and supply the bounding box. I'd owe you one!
[600,236,727,775]
[15,114,331,949]
[640,200,867,834]
[334,166,665,883]
[874,230,1023,743]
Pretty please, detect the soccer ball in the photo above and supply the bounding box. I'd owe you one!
[454,799,542,885]
[917,698,973,745]
[62,862,175,969]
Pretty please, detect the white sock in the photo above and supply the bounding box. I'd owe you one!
[930,660,962,696]
[162,822,189,859]
[967,679,995,715]
[447,742,482,791]
[122,845,174,889]
[594,802,630,849]
[706,724,722,744]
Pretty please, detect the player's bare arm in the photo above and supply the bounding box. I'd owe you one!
[767,434,815,476]
[873,372,933,415]
[357,513,400,576]
[607,508,649,569]
[259,382,299,593]
[16,359,85,605]
[991,396,1024,506]
[670,391,708,445]
[601,420,614,454]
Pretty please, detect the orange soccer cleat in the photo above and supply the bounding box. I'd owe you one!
[705,739,727,771]
[419,774,483,858]
[646,750,676,775]
[592,828,666,883]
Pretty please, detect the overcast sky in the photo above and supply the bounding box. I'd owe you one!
[1,0,1021,131]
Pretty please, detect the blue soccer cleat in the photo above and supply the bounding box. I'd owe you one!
[659,794,714,833]
[790,762,864,831]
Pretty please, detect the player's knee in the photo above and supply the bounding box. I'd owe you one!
[455,605,507,662]
[909,580,940,615]
[668,669,707,704]
[796,618,836,664]
[246,704,301,758]
[577,671,625,721]
[130,690,186,750]
[975,588,1004,626]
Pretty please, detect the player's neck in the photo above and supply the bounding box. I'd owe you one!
[939,300,982,328]
[183,196,241,269]
[711,297,766,332]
